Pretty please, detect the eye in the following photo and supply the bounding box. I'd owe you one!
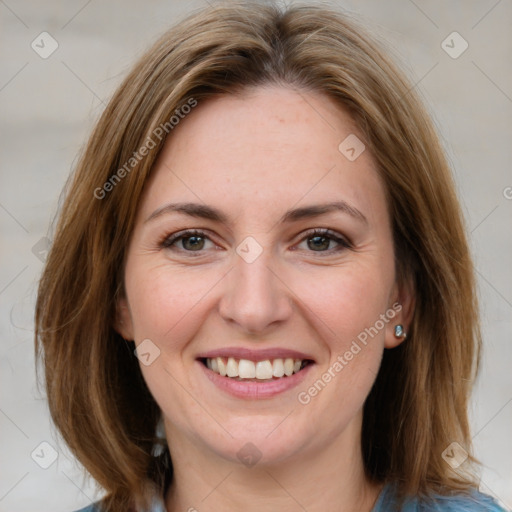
[159,228,351,256]
[160,229,216,253]
[296,228,351,254]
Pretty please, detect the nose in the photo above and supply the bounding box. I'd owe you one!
[218,246,293,336]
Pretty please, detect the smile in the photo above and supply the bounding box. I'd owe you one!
[197,352,315,399]
[202,357,311,380]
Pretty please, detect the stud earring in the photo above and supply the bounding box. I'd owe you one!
[394,324,407,339]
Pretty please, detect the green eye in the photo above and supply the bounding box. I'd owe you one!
[161,228,351,256]
[180,235,206,251]
[298,229,351,254]
[161,230,213,252]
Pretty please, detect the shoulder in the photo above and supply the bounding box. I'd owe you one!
[418,490,509,512]
[375,483,509,512]
[72,505,101,512]
[70,496,166,512]
[71,506,99,512]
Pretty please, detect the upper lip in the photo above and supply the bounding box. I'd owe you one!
[197,347,315,362]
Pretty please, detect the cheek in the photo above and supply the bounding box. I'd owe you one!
[292,262,393,348]
[124,261,222,343]
[123,261,218,430]
[289,259,394,408]
[291,266,390,431]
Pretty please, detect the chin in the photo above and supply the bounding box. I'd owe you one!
[198,414,315,468]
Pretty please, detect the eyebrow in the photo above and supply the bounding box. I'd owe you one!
[145,200,367,225]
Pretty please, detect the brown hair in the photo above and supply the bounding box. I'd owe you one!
[35,1,482,510]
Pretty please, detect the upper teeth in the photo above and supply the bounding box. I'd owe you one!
[206,357,304,379]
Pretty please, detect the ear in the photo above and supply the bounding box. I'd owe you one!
[385,277,415,349]
[113,295,134,341]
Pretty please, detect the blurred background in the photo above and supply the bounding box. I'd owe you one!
[0,1,511,511]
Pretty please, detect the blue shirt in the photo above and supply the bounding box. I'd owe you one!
[74,482,508,511]
[372,482,508,511]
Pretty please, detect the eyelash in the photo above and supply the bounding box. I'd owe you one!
[159,228,352,256]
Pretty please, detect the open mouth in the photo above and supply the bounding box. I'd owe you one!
[199,357,314,382]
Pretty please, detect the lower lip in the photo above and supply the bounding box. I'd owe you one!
[197,360,314,399]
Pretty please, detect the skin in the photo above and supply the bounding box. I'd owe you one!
[115,86,414,512]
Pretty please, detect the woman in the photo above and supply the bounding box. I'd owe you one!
[34,2,507,511]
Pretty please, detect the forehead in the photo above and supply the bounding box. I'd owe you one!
[137,86,387,227]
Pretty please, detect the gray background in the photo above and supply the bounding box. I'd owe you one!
[0,1,511,511]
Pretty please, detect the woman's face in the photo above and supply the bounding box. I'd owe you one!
[116,86,410,466]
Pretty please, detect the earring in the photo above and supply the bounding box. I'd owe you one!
[394,324,407,339]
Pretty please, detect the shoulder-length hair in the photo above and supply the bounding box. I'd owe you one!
[35,2,482,510]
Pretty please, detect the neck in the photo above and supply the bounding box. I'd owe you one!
[164,412,384,512]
